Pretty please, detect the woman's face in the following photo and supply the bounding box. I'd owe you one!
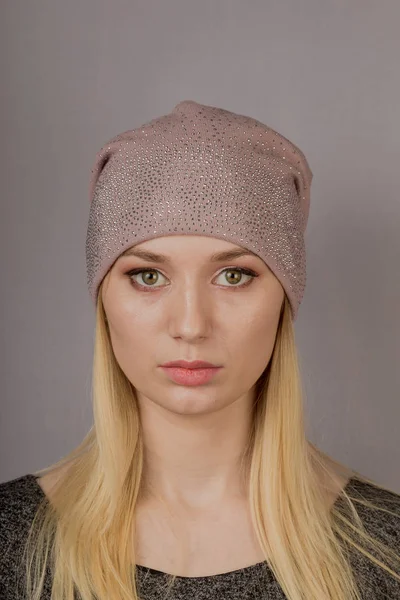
[101,235,285,415]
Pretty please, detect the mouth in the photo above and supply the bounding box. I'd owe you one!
[160,365,222,386]
[160,360,221,369]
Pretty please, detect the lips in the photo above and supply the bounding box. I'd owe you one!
[161,360,220,369]
[161,365,222,386]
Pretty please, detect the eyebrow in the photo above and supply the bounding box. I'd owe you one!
[120,247,259,264]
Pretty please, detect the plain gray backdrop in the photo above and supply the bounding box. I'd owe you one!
[1,0,399,492]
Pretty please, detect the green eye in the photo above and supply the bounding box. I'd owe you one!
[126,267,259,290]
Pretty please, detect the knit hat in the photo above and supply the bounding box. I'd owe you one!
[86,100,313,321]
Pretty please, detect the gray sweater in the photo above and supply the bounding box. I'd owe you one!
[0,473,399,599]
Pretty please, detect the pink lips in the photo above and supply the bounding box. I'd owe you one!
[161,360,219,369]
[160,366,222,386]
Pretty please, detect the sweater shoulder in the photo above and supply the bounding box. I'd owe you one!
[338,476,400,596]
[344,476,400,542]
[0,473,46,539]
[0,474,47,598]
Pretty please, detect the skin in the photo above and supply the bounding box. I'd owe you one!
[36,235,353,574]
[101,234,285,513]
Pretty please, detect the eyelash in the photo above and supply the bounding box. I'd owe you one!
[125,267,259,292]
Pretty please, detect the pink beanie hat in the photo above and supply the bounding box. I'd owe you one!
[86,100,313,321]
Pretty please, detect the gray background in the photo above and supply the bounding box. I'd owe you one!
[1,1,399,492]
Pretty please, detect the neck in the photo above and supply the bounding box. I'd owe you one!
[137,391,255,511]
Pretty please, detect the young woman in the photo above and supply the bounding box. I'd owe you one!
[1,100,399,600]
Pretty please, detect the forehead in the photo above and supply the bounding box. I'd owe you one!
[121,246,259,264]
[120,235,260,264]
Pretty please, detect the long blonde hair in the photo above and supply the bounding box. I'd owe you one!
[22,285,400,600]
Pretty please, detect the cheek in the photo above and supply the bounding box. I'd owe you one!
[107,314,155,376]
[241,305,280,341]
[235,311,280,373]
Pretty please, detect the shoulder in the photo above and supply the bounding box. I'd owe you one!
[345,476,400,538]
[0,474,47,598]
[340,476,400,596]
[0,473,46,532]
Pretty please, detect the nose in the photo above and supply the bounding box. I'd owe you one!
[169,286,212,341]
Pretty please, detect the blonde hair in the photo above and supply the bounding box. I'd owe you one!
[22,285,400,600]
